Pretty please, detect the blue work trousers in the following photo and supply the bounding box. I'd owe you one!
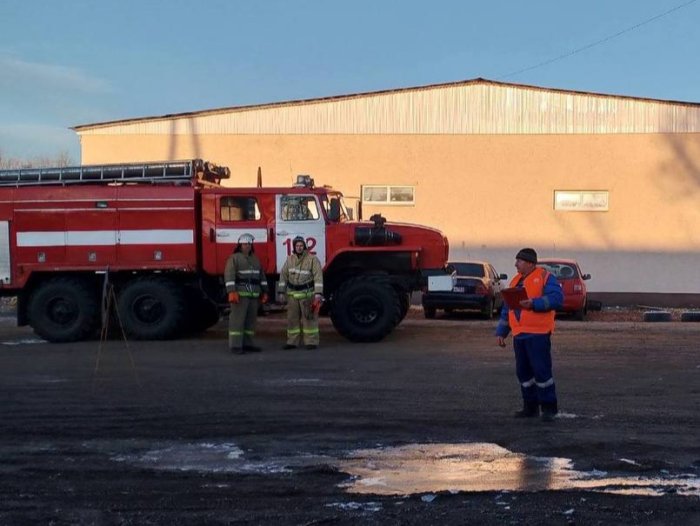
[513,333,557,405]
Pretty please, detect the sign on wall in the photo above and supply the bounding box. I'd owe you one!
[554,191,609,211]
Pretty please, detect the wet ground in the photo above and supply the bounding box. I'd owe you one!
[1,312,699,525]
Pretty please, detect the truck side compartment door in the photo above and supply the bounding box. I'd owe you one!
[0,221,11,285]
[13,188,67,273]
[65,187,117,266]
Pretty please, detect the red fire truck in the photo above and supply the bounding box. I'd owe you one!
[0,159,450,343]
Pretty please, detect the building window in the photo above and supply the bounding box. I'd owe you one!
[220,197,261,221]
[554,191,609,212]
[362,185,415,205]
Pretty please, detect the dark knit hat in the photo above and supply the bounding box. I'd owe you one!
[515,248,537,264]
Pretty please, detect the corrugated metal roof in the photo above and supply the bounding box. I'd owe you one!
[73,77,700,135]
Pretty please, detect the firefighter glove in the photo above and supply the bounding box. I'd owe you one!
[310,294,323,314]
[260,293,269,304]
[228,291,240,304]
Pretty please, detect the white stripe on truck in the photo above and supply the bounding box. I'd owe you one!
[16,229,194,247]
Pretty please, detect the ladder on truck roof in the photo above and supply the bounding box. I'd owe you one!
[0,159,230,187]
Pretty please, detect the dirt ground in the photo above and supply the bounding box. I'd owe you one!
[0,309,698,525]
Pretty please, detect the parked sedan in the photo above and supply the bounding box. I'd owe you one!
[538,258,591,320]
[422,261,508,319]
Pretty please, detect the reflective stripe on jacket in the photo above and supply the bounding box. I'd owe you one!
[224,252,268,296]
[278,251,323,295]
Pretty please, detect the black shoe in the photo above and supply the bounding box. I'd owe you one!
[513,401,540,418]
[541,411,557,422]
[305,344,317,350]
[513,408,539,418]
[540,402,558,422]
[230,347,245,355]
[282,344,297,350]
[243,345,262,353]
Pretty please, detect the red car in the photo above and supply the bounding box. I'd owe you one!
[538,259,591,320]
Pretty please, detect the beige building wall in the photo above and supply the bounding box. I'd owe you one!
[78,131,700,297]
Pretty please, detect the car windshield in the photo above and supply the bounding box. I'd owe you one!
[448,262,485,277]
[539,262,578,279]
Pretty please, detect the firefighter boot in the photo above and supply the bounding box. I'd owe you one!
[243,345,262,353]
[513,400,540,418]
[540,402,558,422]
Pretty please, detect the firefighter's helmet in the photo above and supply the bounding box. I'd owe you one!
[292,235,306,251]
[234,233,255,254]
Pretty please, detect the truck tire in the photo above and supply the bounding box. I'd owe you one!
[117,277,187,340]
[27,277,100,342]
[330,275,400,342]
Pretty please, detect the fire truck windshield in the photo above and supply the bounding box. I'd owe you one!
[322,193,349,223]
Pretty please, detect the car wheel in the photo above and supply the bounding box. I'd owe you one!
[643,311,672,322]
[481,298,494,319]
[572,299,587,321]
[397,292,411,324]
[680,311,700,322]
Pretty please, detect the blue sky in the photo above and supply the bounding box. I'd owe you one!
[1,0,698,162]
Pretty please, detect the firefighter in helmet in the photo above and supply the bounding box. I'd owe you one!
[224,233,268,354]
[277,235,323,349]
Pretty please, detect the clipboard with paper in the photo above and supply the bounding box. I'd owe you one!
[501,287,529,310]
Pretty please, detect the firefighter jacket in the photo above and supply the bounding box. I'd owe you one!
[278,250,323,297]
[224,252,268,298]
[495,267,563,337]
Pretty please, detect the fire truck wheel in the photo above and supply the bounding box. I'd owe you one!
[330,275,400,342]
[27,277,100,342]
[117,277,187,340]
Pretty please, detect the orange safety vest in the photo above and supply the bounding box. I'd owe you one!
[508,268,556,336]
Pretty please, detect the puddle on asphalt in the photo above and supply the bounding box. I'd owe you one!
[338,443,700,497]
[102,440,700,498]
[110,441,328,474]
[1,338,45,346]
